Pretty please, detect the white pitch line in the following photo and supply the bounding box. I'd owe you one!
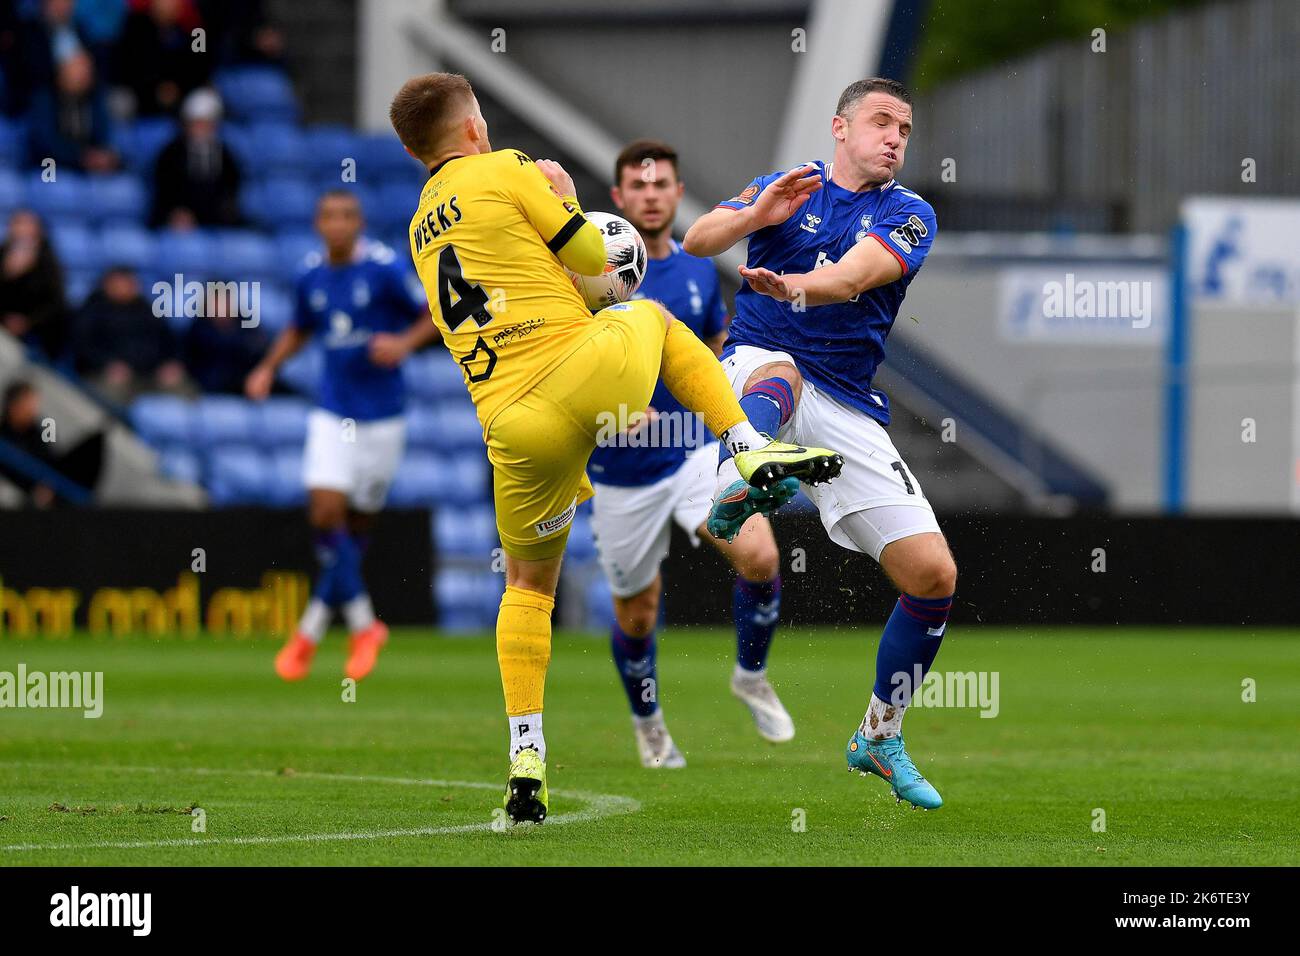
[0,763,640,852]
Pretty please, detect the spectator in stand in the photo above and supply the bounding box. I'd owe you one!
[0,209,68,360]
[149,86,242,228]
[25,44,118,172]
[197,0,284,66]
[113,0,210,117]
[72,265,187,403]
[0,379,105,506]
[182,280,267,394]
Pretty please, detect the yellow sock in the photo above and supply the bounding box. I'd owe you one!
[660,319,747,438]
[496,585,554,717]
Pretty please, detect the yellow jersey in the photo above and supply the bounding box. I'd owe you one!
[408,148,607,430]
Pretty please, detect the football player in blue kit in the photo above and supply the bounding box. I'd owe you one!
[245,189,440,683]
[684,78,956,809]
[589,141,793,768]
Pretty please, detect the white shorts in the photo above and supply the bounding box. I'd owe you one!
[722,345,941,561]
[590,441,718,598]
[302,408,406,513]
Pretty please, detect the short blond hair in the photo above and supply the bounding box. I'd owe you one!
[388,72,475,163]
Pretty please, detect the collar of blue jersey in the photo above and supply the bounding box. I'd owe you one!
[822,163,895,196]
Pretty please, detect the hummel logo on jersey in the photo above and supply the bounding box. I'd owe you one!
[753,600,779,626]
[927,622,947,638]
[800,213,822,234]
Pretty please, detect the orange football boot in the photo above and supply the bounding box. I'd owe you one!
[344,621,389,681]
[275,633,318,681]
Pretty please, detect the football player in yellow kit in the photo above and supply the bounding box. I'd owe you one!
[389,72,843,823]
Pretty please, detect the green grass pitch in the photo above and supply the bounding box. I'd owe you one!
[1,627,1297,866]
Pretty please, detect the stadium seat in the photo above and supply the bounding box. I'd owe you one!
[214,230,279,282]
[206,445,272,505]
[439,453,490,506]
[275,230,320,281]
[302,124,360,177]
[403,405,439,449]
[98,224,156,271]
[48,223,98,270]
[0,116,23,167]
[25,171,91,223]
[257,397,311,448]
[267,448,306,507]
[585,575,617,631]
[64,269,98,306]
[151,229,217,281]
[352,133,422,180]
[244,122,307,178]
[403,351,461,401]
[130,395,196,446]
[278,343,322,398]
[255,283,294,334]
[435,568,504,632]
[388,452,441,507]
[157,446,203,485]
[434,402,484,451]
[434,505,499,557]
[114,117,178,171]
[566,510,597,562]
[215,66,299,124]
[0,170,22,216]
[244,177,316,229]
[87,174,147,226]
[196,395,260,445]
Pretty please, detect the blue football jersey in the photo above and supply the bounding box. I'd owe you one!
[719,160,936,425]
[293,239,428,421]
[587,240,728,487]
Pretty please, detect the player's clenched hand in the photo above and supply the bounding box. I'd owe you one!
[535,159,577,198]
[244,364,274,401]
[368,332,410,367]
[750,163,822,228]
[739,265,794,302]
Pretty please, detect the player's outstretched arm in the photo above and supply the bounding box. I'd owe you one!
[738,237,903,307]
[244,327,310,400]
[683,164,823,257]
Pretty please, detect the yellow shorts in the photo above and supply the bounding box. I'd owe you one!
[486,300,667,560]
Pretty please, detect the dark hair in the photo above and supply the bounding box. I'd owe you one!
[613,139,679,187]
[836,77,912,118]
[388,72,475,163]
[318,188,363,210]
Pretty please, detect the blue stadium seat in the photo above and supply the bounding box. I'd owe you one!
[157,446,202,484]
[0,116,23,167]
[131,395,196,446]
[196,395,260,445]
[566,510,597,562]
[64,268,99,306]
[87,174,146,226]
[434,505,499,558]
[257,396,311,448]
[48,222,97,270]
[274,230,319,281]
[278,342,322,398]
[244,177,316,229]
[302,124,360,177]
[352,133,422,180]
[255,283,294,334]
[25,171,91,222]
[214,230,278,282]
[371,181,419,234]
[215,66,299,124]
[439,453,489,506]
[404,351,467,402]
[244,122,307,178]
[267,448,305,506]
[435,401,484,451]
[98,223,156,271]
[388,452,441,507]
[0,169,22,216]
[403,405,439,449]
[206,445,272,505]
[114,117,178,171]
[585,576,617,630]
[151,228,217,281]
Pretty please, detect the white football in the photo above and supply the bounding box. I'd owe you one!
[566,211,648,311]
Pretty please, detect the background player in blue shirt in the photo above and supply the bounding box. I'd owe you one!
[685,78,957,809]
[245,190,439,683]
[589,141,792,768]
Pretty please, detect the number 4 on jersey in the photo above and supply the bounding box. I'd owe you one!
[437,245,491,331]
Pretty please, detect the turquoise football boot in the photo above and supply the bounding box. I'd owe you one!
[846,730,943,810]
[706,476,799,542]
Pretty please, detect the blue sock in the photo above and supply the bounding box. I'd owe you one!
[610,623,658,717]
[873,594,953,705]
[718,376,796,465]
[734,574,781,671]
[312,529,364,607]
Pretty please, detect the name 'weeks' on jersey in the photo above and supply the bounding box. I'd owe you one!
[407,147,602,431]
